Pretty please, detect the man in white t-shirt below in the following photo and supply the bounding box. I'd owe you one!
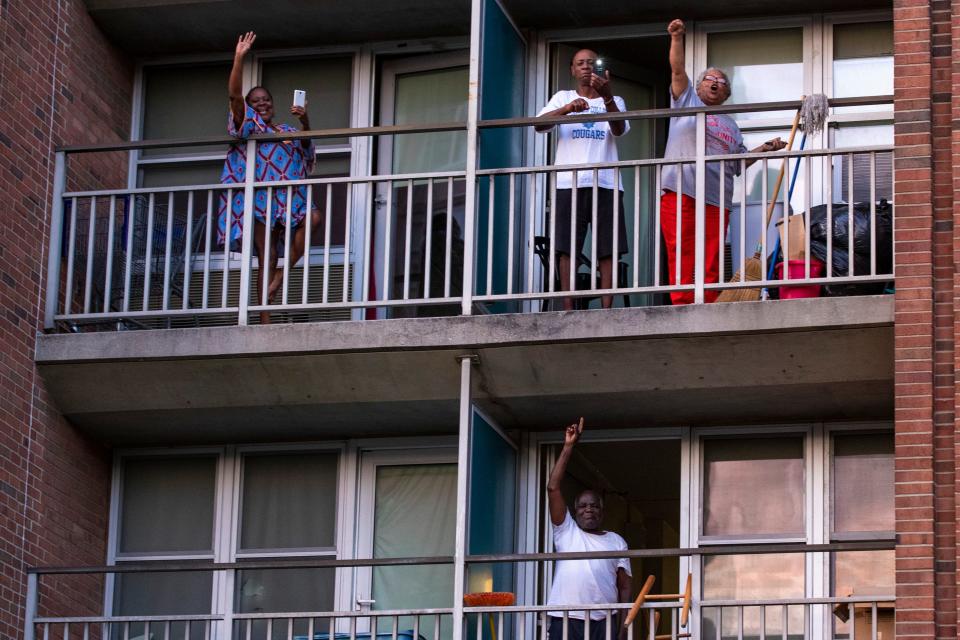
[536,50,630,310]
[546,418,631,640]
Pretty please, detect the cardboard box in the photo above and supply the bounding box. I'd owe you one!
[775,214,807,261]
[852,603,894,640]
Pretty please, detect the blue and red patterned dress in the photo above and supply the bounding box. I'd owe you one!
[217,104,316,247]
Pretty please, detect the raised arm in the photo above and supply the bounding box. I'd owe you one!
[547,418,583,526]
[667,20,688,100]
[230,32,256,129]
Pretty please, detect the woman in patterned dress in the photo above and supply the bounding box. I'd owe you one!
[218,31,319,324]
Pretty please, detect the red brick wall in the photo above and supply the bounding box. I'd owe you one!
[0,0,132,636]
[893,0,958,639]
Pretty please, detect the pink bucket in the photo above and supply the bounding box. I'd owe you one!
[776,259,825,299]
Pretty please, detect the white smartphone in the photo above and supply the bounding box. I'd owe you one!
[293,89,306,108]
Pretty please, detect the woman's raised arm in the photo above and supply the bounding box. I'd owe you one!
[229,31,256,128]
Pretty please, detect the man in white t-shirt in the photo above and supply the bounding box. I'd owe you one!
[546,418,631,640]
[536,50,630,310]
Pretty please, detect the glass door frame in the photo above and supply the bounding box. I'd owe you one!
[370,51,470,317]
[353,446,459,627]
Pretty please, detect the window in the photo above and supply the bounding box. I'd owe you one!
[702,436,805,538]
[706,28,804,121]
[696,426,893,640]
[832,22,893,112]
[112,456,217,637]
[235,451,339,634]
[111,449,341,638]
[831,433,894,536]
[830,432,894,639]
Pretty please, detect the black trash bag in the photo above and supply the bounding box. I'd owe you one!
[806,200,893,296]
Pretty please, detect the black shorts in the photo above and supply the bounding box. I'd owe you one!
[547,615,610,640]
[552,188,628,259]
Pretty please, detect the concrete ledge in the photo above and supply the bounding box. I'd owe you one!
[36,295,893,364]
[36,296,894,444]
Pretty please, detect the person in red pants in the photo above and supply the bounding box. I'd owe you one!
[662,19,786,304]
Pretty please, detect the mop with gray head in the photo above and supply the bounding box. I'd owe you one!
[800,93,828,136]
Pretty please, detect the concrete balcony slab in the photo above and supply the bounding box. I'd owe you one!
[36,296,893,444]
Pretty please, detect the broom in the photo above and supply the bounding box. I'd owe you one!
[463,592,516,640]
[716,94,827,302]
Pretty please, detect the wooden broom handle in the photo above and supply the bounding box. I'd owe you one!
[764,106,803,229]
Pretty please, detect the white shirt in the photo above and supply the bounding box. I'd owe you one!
[546,511,631,620]
[537,90,630,191]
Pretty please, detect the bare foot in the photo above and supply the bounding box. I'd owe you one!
[259,310,272,325]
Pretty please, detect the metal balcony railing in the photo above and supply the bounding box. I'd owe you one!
[43,96,893,331]
[25,542,894,640]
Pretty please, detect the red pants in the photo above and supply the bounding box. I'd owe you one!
[659,191,726,305]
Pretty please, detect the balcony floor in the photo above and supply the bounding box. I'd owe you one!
[36,296,893,444]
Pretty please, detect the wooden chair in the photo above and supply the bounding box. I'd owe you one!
[623,574,693,640]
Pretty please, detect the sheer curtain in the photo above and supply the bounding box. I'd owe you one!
[372,464,457,639]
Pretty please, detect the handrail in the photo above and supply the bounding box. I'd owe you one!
[55,95,892,154]
[27,540,893,575]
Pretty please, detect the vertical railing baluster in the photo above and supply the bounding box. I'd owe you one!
[486,176,495,296]
[569,170,578,294]
[123,194,136,312]
[693,112,706,304]
[758,159,765,283]
[64,196,79,315]
[548,172,557,295]
[261,189,274,310]
[526,172,536,296]
[222,188,233,311]
[424,179,434,299]
[23,573,38,640]
[675,166,682,289]
[847,153,854,276]
[383,181,393,302]
[142,193,156,311]
[826,156,833,284]
[404,178,414,300]
[322,184,332,304]
[342,181,354,305]
[237,138,258,325]
[718,160,725,285]
[303,184,314,306]
[444,178,454,299]
[44,151,67,329]
[507,173,516,295]
[590,170,598,292]
[870,152,877,276]
[103,195,117,313]
[183,191,195,310]
[781,154,790,282]
[162,194,174,311]
[612,168,619,290]
[637,166,644,289]
[804,155,811,279]
[82,196,97,314]
[282,185,293,306]
[360,181,372,305]
[648,165,663,287]
[202,191,213,309]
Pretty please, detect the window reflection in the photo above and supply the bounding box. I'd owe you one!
[832,433,894,534]
[707,28,803,120]
[702,437,805,537]
[703,554,805,640]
